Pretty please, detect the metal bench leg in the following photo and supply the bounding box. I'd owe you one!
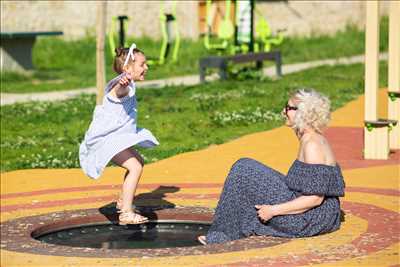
[199,61,206,83]
[219,60,228,80]
[275,51,282,77]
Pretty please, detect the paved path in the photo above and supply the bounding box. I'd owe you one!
[1,89,398,266]
[0,53,388,106]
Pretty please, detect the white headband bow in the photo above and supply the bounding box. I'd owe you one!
[123,43,137,67]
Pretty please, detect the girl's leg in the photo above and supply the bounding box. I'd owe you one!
[112,148,147,223]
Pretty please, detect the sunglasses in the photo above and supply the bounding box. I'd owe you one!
[284,103,298,114]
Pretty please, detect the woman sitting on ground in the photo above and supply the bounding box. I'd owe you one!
[198,88,345,244]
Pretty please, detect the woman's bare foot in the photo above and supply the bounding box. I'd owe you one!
[198,235,207,245]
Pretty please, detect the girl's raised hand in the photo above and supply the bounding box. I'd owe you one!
[118,73,132,87]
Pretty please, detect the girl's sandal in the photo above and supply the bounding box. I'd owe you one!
[197,235,207,245]
[119,211,149,225]
[116,197,139,214]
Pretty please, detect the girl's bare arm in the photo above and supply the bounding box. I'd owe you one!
[111,73,132,98]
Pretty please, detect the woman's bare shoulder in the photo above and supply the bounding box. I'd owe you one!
[302,138,325,164]
[303,135,337,166]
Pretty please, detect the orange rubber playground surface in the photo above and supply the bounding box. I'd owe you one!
[1,90,399,267]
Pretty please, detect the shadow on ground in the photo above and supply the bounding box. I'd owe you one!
[99,185,180,222]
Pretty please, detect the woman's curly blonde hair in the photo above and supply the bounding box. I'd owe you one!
[290,88,331,133]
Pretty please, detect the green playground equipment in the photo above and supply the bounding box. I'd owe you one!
[199,0,283,81]
[254,9,284,52]
[107,3,180,66]
[234,0,254,53]
[203,0,283,55]
[203,0,235,54]
[154,2,181,65]
[108,16,129,56]
[235,0,284,53]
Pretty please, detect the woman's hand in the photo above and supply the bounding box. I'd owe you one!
[118,73,132,87]
[255,204,278,223]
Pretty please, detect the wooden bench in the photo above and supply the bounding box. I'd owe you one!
[0,31,63,72]
[199,50,282,82]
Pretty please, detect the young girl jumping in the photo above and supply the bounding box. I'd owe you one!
[79,43,159,225]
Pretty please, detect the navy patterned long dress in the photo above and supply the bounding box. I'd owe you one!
[205,158,345,244]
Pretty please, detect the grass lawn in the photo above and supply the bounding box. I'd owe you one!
[0,61,388,172]
[0,18,388,93]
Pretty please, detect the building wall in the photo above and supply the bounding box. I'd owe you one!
[0,0,390,40]
[0,1,199,40]
[256,0,390,37]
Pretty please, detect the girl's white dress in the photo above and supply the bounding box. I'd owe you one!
[79,74,159,179]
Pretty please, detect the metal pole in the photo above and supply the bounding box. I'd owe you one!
[249,0,254,52]
[118,16,128,48]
